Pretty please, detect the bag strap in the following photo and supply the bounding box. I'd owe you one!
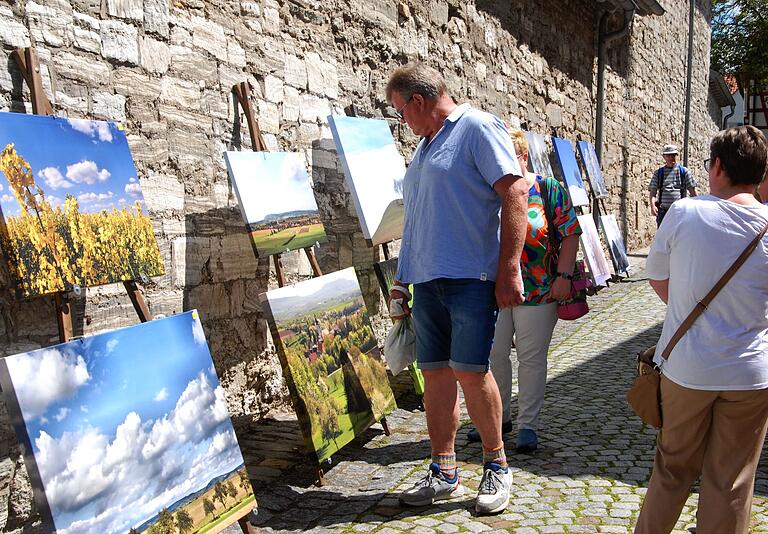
[660,220,768,360]
[678,165,687,199]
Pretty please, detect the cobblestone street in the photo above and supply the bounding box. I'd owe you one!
[241,254,768,533]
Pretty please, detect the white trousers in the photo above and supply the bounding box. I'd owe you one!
[490,302,558,429]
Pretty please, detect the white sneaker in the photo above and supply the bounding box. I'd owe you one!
[475,463,511,514]
[399,463,464,506]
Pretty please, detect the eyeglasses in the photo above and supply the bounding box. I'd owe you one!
[394,97,413,121]
[703,158,712,171]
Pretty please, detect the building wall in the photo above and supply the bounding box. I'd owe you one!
[0,0,716,528]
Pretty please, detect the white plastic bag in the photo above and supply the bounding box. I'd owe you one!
[384,316,416,375]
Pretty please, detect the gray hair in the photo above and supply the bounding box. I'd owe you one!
[386,62,447,102]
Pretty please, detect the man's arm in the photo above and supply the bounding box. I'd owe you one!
[648,189,658,216]
[649,278,669,304]
[687,186,696,197]
[494,174,528,308]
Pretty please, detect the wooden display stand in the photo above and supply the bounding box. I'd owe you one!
[232,82,389,486]
[10,47,257,533]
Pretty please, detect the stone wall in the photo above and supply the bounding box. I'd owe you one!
[0,0,716,529]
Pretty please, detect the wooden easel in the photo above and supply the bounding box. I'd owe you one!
[11,47,153,342]
[232,82,322,287]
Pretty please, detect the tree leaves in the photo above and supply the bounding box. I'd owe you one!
[711,0,768,87]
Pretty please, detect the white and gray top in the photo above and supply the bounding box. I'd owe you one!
[648,164,695,209]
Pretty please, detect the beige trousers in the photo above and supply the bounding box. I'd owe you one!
[635,375,768,534]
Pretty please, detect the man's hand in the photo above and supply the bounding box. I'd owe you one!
[388,286,411,319]
[650,202,658,216]
[495,264,525,308]
[547,276,572,302]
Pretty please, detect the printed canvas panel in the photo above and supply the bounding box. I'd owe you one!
[599,214,630,275]
[577,141,609,198]
[328,116,405,245]
[552,137,590,207]
[0,112,164,298]
[0,311,255,534]
[577,214,612,286]
[224,151,327,257]
[524,131,555,179]
[261,267,396,463]
[373,257,399,299]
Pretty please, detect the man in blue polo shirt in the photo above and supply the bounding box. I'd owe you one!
[385,62,528,515]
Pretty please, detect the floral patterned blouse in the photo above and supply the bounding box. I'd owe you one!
[521,176,582,305]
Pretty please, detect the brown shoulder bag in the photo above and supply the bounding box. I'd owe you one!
[627,221,768,429]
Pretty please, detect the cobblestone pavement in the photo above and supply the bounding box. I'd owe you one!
[241,254,768,533]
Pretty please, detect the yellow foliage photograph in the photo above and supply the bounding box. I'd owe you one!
[0,113,164,298]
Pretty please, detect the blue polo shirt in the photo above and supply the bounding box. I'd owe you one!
[396,104,522,284]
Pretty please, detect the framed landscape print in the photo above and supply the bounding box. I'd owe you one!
[0,112,164,298]
[524,131,554,179]
[599,214,631,276]
[328,115,405,245]
[224,151,327,257]
[552,137,589,207]
[577,140,609,198]
[0,311,255,534]
[577,214,612,286]
[260,267,396,463]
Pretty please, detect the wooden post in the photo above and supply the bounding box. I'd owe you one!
[11,46,153,339]
[272,254,286,288]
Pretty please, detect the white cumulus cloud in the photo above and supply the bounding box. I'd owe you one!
[66,160,111,185]
[67,118,113,142]
[54,407,70,422]
[5,348,90,420]
[153,388,168,402]
[38,167,72,189]
[124,182,141,198]
[77,192,114,204]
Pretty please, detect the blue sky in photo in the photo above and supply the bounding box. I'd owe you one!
[2,311,246,533]
[329,116,395,156]
[553,137,585,189]
[225,151,319,223]
[0,112,147,218]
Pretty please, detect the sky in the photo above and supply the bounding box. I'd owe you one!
[266,267,360,323]
[329,116,405,239]
[0,113,147,218]
[225,151,319,224]
[2,311,247,534]
[525,131,554,179]
[553,137,589,207]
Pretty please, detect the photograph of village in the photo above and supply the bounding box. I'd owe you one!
[225,151,327,257]
[262,267,396,463]
[0,112,164,298]
[0,311,255,534]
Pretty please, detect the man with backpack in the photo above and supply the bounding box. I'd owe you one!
[648,144,697,227]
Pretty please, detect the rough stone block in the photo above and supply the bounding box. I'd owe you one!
[144,0,169,37]
[127,134,169,165]
[305,52,338,99]
[27,0,74,47]
[140,36,171,74]
[55,91,89,113]
[160,77,201,110]
[0,7,30,48]
[113,68,162,99]
[228,40,247,68]
[284,54,307,89]
[105,0,143,21]
[53,51,110,86]
[72,12,101,53]
[101,19,139,65]
[263,74,284,104]
[263,6,280,33]
[429,0,449,26]
[169,45,218,86]
[92,92,126,121]
[192,16,228,62]
[257,100,279,134]
[281,86,300,122]
[299,94,330,123]
[140,173,184,211]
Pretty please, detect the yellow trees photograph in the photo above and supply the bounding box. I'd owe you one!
[0,113,164,298]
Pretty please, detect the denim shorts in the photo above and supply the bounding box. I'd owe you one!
[412,278,498,373]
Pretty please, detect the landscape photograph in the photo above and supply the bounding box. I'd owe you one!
[329,116,405,245]
[600,214,631,276]
[0,311,255,534]
[261,267,396,463]
[578,214,612,287]
[224,151,327,257]
[577,140,609,198]
[524,131,555,179]
[0,112,164,298]
[553,136,590,207]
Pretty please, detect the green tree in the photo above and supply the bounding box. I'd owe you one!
[176,509,193,534]
[203,497,216,519]
[238,469,251,492]
[225,480,238,500]
[129,529,139,534]
[155,508,174,534]
[213,481,228,509]
[711,0,768,86]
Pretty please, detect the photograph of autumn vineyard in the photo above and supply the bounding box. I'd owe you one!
[263,267,396,462]
[225,151,327,257]
[0,112,164,298]
[0,311,255,534]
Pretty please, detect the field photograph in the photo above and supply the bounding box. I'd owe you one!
[524,131,555,179]
[0,311,254,534]
[329,116,405,245]
[553,137,590,207]
[577,140,609,199]
[262,267,395,463]
[0,112,164,298]
[224,151,327,257]
[599,214,631,276]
